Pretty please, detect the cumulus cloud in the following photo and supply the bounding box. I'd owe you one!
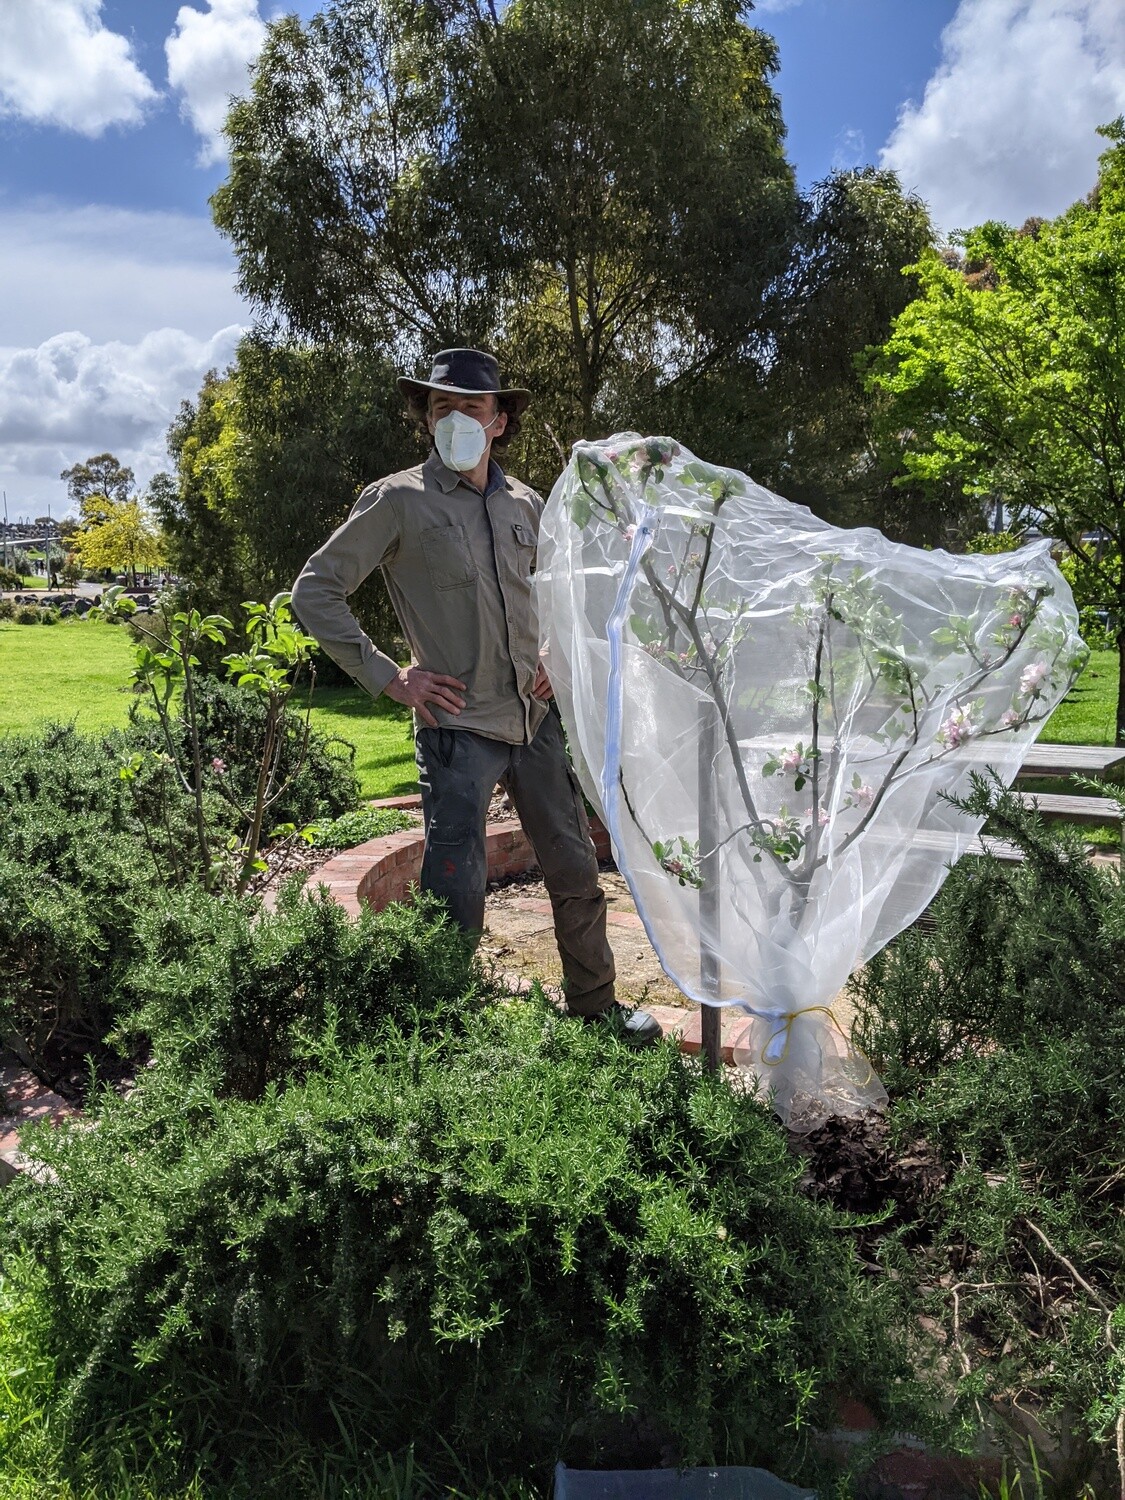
[881,0,1125,235]
[0,0,158,136]
[165,0,266,166]
[0,326,244,515]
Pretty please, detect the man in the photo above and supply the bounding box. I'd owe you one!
[292,348,660,1044]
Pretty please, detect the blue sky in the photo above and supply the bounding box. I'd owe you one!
[1,0,1123,516]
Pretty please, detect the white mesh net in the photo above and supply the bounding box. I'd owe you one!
[536,435,1089,1131]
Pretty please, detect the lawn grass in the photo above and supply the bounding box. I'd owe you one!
[0,617,139,734]
[1041,648,1119,746]
[0,617,419,799]
[303,680,417,799]
[0,618,1118,799]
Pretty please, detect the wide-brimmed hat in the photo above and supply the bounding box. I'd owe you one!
[397,348,531,415]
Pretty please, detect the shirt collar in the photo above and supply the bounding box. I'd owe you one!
[425,449,510,496]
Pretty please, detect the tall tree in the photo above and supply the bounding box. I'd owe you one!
[60,453,135,523]
[212,0,799,485]
[154,338,420,653]
[867,122,1125,741]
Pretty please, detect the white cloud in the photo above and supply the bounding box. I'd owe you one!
[832,127,867,173]
[0,201,249,513]
[752,0,806,12]
[165,0,266,166]
[0,202,248,347]
[0,326,243,517]
[881,0,1125,235]
[0,0,158,136]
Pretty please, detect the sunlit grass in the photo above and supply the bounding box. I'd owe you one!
[0,617,418,799]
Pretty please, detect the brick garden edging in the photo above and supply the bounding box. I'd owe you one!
[313,794,613,917]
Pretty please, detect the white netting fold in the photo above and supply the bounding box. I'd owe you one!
[536,435,1088,1130]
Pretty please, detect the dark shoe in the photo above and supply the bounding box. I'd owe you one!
[580,1002,662,1048]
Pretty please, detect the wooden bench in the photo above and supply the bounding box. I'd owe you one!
[1014,790,1123,829]
[1015,744,1125,782]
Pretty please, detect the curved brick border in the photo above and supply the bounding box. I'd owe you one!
[314,794,612,917]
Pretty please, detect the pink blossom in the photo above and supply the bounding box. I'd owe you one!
[852,782,875,807]
[938,706,977,749]
[817,807,831,827]
[779,748,802,772]
[622,524,636,542]
[1000,709,1021,729]
[1019,660,1049,696]
[1008,613,1024,629]
[210,757,227,774]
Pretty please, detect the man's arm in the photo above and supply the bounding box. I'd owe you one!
[291,484,403,698]
[291,485,467,726]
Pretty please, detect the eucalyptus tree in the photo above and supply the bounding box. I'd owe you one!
[212,0,798,468]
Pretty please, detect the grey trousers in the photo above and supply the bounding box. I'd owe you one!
[414,706,616,1016]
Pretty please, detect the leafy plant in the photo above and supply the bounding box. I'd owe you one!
[309,807,415,850]
[849,778,1125,1491]
[99,588,330,892]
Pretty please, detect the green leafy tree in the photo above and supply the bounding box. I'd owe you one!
[867,122,1125,741]
[60,453,135,525]
[154,339,420,655]
[213,0,799,490]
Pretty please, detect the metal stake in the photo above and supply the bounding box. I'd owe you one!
[698,699,722,1072]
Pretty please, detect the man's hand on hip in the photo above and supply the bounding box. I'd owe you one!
[532,661,554,701]
[384,666,467,728]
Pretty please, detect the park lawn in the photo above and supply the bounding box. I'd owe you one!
[303,680,417,798]
[0,618,1116,796]
[1041,648,1119,745]
[0,617,418,799]
[0,617,139,733]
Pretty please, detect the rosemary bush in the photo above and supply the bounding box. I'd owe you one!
[2,916,935,1493]
[850,778,1125,1491]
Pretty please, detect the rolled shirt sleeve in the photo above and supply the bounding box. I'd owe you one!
[291,484,403,700]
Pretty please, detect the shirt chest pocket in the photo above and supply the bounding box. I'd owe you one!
[420,524,477,590]
[512,522,537,576]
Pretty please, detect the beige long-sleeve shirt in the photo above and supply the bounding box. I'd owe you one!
[291,451,549,746]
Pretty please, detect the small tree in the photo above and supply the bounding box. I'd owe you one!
[99,588,320,894]
[73,498,164,586]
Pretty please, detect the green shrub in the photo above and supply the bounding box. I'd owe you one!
[118,882,479,1099]
[0,600,13,620]
[0,724,197,1066]
[14,605,39,624]
[129,675,360,831]
[3,943,933,1494]
[849,778,1125,1488]
[39,608,59,625]
[0,563,22,590]
[309,806,416,850]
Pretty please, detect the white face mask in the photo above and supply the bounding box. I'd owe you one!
[433,408,499,472]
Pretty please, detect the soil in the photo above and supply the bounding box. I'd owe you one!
[480,865,691,1010]
[789,1112,947,1255]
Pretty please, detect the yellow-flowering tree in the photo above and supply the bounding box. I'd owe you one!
[73,498,165,587]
